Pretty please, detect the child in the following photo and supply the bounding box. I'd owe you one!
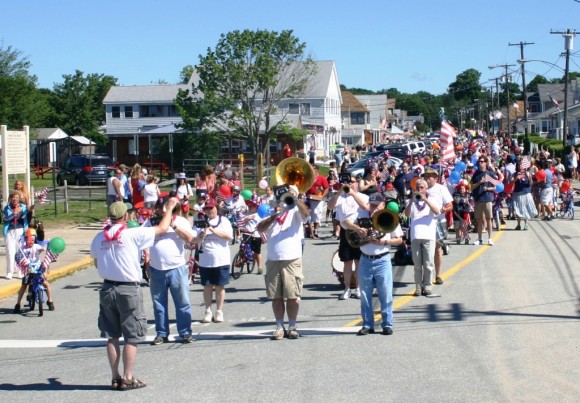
[237,200,264,274]
[13,228,56,313]
[452,184,472,244]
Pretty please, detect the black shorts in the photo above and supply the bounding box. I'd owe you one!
[242,234,262,254]
[338,227,361,262]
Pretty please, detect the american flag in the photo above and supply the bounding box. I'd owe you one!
[484,174,503,186]
[307,133,316,149]
[440,120,456,162]
[520,156,531,171]
[548,94,560,110]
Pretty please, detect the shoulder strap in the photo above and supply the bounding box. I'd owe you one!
[103,225,127,241]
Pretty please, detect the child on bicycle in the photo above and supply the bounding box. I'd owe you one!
[13,228,55,313]
[238,200,264,274]
[452,183,472,244]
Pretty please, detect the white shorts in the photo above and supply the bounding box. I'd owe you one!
[540,187,553,206]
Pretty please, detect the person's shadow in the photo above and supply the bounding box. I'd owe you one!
[0,377,108,391]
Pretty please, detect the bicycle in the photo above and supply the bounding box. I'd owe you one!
[184,242,201,285]
[26,263,48,317]
[557,190,577,219]
[492,192,506,231]
[230,234,256,279]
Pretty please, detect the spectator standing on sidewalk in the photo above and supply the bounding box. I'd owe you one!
[470,156,498,246]
[145,195,195,345]
[91,198,178,391]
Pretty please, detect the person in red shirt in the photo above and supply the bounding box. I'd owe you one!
[283,144,292,159]
[305,165,329,239]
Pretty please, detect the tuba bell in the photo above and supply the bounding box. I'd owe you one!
[345,209,400,248]
[275,157,316,194]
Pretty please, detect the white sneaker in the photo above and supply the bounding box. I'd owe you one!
[5,273,12,280]
[214,310,224,323]
[487,239,494,246]
[353,288,361,299]
[339,289,351,300]
[202,309,213,323]
[472,239,483,245]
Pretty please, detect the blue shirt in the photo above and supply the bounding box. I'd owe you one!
[471,169,497,203]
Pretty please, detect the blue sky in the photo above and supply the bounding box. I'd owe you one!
[2,0,579,95]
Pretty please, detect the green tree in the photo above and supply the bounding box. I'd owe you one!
[180,65,195,84]
[448,68,482,103]
[0,42,51,129]
[51,70,117,144]
[525,74,550,93]
[175,29,317,164]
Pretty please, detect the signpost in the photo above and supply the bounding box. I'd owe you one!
[1,125,30,208]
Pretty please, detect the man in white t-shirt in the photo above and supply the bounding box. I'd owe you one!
[91,198,178,391]
[145,195,195,345]
[404,178,442,297]
[342,193,404,335]
[423,168,453,285]
[257,186,309,340]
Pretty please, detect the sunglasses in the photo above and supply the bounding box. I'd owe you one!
[479,160,487,163]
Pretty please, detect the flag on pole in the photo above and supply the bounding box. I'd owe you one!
[440,120,456,162]
[520,156,531,171]
[548,94,560,110]
[484,174,502,186]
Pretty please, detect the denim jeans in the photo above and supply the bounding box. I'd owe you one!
[149,265,192,337]
[358,254,393,329]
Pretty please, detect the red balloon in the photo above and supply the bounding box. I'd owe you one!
[410,177,419,191]
[560,181,570,192]
[535,170,546,182]
[504,183,515,194]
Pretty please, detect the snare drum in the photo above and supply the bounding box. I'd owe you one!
[331,250,357,288]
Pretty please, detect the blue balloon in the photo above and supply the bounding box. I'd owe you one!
[454,161,466,173]
[257,204,273,219]
[470,155,478,164]
[449,171,461,185]
[495,183,504,193]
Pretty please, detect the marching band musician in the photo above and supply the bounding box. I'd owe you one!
[327,177,364,300]
[403,178,442,297]
[341,193,403,336]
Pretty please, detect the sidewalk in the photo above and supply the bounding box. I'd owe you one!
[0,223,102,300]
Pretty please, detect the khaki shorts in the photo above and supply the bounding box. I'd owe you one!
[265,258,304,299]
[474,201,492,220]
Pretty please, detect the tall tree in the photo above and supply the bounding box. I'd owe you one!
[0,42,50,129]
[175,29,317,163]
[448,68,482,103]
[525,74,550,93]
[51,70,117,144]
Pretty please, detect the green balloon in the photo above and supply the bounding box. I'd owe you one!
[127,220,140,228]
[386,201,399,214]
[49,237,66,254]
[241,189,252,200]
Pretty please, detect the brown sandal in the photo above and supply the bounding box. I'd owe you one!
[111,378,122,390]
[118,377,146,391]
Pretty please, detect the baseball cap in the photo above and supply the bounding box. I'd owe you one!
[109,201,129,220]
[203,199,217,209]
[369,193,385,204]
[245,199,258,207]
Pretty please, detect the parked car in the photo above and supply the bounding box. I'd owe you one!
[346,156,403,178]
[57,154,115,186]
[376,141,427,156]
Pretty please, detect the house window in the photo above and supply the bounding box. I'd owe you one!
[112,106,120,118]
[124,106,133,118]
[289,103,299,114]
[269,139,277,153]
[351,112,365,125]
[289,103,311,115]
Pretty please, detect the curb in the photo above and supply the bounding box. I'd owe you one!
[0,256,94,301]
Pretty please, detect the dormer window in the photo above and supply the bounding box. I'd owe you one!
[112,106,120,118]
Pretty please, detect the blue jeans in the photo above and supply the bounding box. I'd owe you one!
[359,254,393,329]
[149,265,192,337]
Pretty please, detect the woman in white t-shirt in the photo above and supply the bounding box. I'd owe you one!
[142,175,160,209]
[191,198,233,324]
[173,173,194,216]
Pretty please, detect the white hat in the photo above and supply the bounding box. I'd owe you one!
[177,172,187,179]
[141,168,148,175]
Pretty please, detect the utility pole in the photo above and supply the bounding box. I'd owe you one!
[489,64,515,135]
[509,41,534,140]
[551,29,576,147]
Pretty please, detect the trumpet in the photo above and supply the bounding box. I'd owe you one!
[279,192,297,210]
[414,192,423,201]
[345,209,400,248]
[341,184,351,194]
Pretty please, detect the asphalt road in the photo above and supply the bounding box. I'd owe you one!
[0,214,579,402]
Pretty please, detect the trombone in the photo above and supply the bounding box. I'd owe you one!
[345,208,400,248]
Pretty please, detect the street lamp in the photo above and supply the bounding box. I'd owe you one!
[489,64,516,137]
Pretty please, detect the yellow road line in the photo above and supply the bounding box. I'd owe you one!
[344,227,506,327]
